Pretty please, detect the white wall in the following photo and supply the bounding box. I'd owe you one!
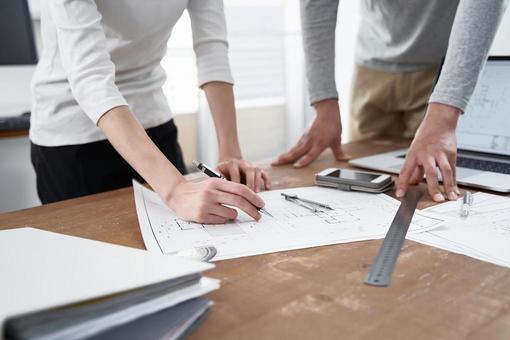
[334,1,361,142]
[490,5,510,55]
[0,137,39,213]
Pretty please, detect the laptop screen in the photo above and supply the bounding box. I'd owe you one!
[457,58,510,156]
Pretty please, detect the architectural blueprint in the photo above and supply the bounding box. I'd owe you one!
[409,192,510,268]
[133,181,444,261]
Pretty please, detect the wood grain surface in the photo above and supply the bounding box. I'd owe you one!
[0,129,28,139]
[1,139,509,340]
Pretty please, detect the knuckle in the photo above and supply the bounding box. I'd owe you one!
[233,197,244,208]
[198,191,207,202]
[424,167,436,176]
[442,166,453,177]
[196,201,207,212]
[196,212,207,222]
[203,188,215,199]
[206,179,217,189]
[238,185,250,196]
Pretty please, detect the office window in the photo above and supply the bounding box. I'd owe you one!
[162,1,287,114]
[162,0,300,164]
[225,2,286,107]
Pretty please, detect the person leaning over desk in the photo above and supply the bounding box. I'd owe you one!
[29,0,270,223]
[273,0,506,202]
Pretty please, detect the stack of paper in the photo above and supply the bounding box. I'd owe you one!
[409,192,510,268]
[0,228,219,339]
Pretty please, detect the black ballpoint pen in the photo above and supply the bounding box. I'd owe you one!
[192,160,273,218]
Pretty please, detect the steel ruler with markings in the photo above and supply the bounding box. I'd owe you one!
[365,188,423,287]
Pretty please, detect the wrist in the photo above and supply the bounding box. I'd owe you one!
[313,99,341,128]
[425,103,461,129]
[314,98,340,117]
[156,172,187,205]
[218,152,242,162]
[218,144,242,161]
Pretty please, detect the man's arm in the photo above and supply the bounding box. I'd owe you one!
[397,0,507,201]
[273,0,349,167]
[301,0,340,104]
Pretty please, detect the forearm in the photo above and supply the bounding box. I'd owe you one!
[300,0,339,104]
[429,0,506,111]
[202,82,242,160]
[97,106,185,200]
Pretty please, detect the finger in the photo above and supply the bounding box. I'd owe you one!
[396,157,418,197]
[254,168,262,193]
[261,170,271,190]
[271,139,310,166]
[214,191,261,221]
[211,179,265,209]
[409,166,424,185]
[228,162,241,183]
[257,176,265,193]
[331,143,351,161]
[202,214,229,225]
[294,146,323,168]
[244,167,256,192]
[450,155,460,195]
[423,159,445,202]
[254,168,266,193]
[208,203,238,220]
[438,154,457,200]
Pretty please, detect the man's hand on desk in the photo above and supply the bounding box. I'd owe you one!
[216,158,271,193]
[272,99,351,168]
[165,179,265,224]
[396,103,461,202]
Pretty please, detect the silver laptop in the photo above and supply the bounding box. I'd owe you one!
[349,56,510,193]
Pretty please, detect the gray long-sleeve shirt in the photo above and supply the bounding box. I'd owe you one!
[301,0,507,111]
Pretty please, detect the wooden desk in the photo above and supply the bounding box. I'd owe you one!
[0,129,28,139]
[1,139,509,339]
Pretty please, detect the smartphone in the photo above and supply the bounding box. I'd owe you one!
[315,168,392,190]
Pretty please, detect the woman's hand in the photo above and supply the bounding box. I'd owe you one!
[164,178,265,224]
[201,82,271,193]
[216,158,271,193]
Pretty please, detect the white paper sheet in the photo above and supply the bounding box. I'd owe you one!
[0,228,218,328]
[408,192,510,268]
[133,181,444,261]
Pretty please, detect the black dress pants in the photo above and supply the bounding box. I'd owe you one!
[31,119,187,204]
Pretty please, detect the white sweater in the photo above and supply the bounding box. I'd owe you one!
[30,0,233,146]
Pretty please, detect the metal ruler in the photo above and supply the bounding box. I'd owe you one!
[365,188,423,287]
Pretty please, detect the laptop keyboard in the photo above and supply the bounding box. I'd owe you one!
[456,156,510,174]
[397,153,510,174]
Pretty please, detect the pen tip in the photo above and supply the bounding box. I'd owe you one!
[261,208,273,218]
[191,160,199,167]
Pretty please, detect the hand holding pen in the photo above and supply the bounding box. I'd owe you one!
[167,174,266,224]
[193,160,272,219]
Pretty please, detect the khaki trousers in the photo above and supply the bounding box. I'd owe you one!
[349,65,439,141]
